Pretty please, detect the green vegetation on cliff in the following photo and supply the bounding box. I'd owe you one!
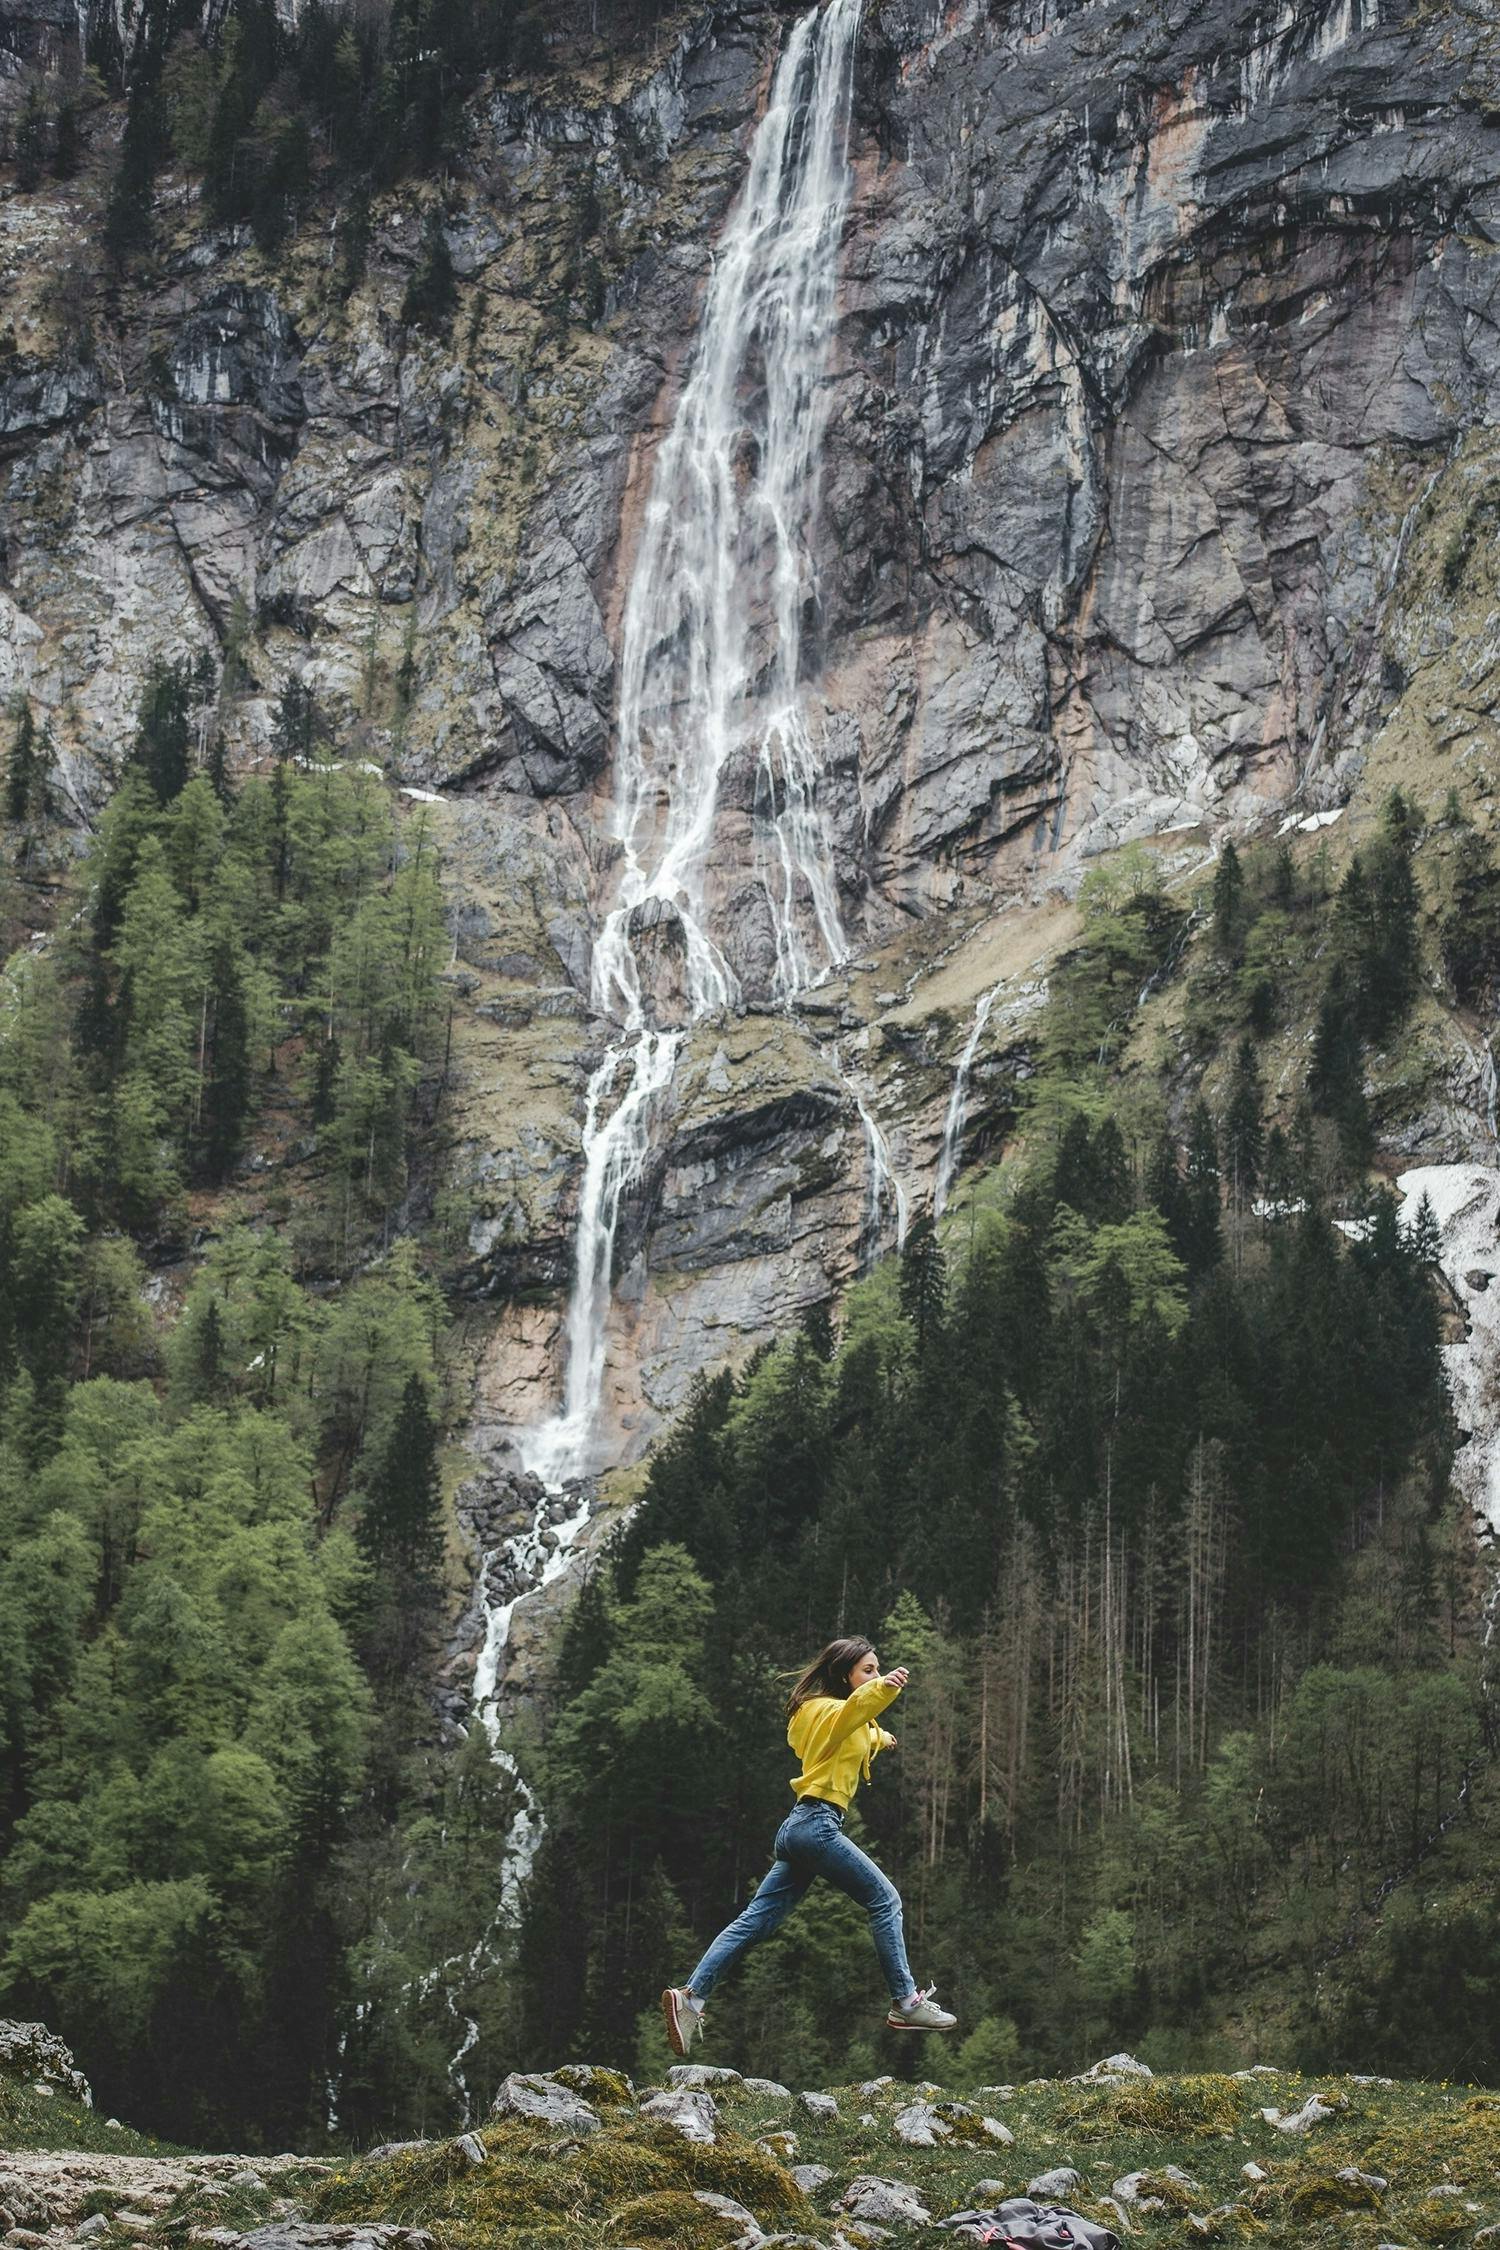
[500,816,1497,2106]
[0,675,473,2146]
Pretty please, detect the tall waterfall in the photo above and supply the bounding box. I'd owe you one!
[435,0,869,2085]
[520,0,865,1489]
[934,983,1002,1217]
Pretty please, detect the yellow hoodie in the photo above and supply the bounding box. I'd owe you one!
[787,1674,901,1810]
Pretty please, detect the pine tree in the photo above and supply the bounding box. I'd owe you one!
[1184,1100,1223,1272]
[1310,969,1372,1173]
[336,186,372,301]
[129,658,192,805]
[104,79,167,270]
[1222,1037,1265,1210]
[1410,1191,1442,1270]
[15,86,48,193]
[401,207,457,337]
[52,100,81,182]
[357,1373,444,1588]
[1362,795,1422,1037]
[899,1214,948,1359]
[1210,838,1246,957]
[5,704,41,823]
[196,1295,226,1399]
[1441,821,1500,1004]
[200,934,251,1182]
[205,732,232,804]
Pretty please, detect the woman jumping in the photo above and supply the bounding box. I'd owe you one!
[661,1637,957,2054]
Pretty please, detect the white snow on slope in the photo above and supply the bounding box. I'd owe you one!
[1398,1164,1500,1531]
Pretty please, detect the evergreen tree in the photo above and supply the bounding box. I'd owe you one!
[200,933,251,1182]
[1183,1101,1222,1272]
[1441,819,1500,1004]
[899,1213,947,1360]
[1222,1037,1264,1209]
[15,85,48,193]
[1309,970,1372,1174]
[401,207,457,336]
[1210,838,1246,957]
[336,185,372,301]
[129,658,193,806]
[357,1373,443,1602]
[5,703,43,824]
[104,78,167,270]
[53,99,82,181]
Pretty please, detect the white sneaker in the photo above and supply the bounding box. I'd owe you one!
[886,1985,958,2032]
[661,1986,706,2056]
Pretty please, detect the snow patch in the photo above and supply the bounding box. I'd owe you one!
[1277,806,1345,835]
[1397,1164,1500,1531]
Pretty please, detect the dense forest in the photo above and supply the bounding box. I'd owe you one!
[6,0,1500,2155]
[509,812,1500,2107]
[0,673,486,2143]
[6,601,1500,2149]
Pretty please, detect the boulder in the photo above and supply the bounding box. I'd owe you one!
[892,2103,947,2148]
[1071,2054,1153,2084]
[667,2064,741,2090]
[488,2074,601,2134]
[839,2177,932,2227]
[0,2023,92,2107]
[742,2079,793,2100]
[1267,2094,1343,2135]
[1028,2169,1083,2199]
[796,2091,838,2121]
[640,2088,717,2144]
[790,2166,834,2194]
[694,2189,763,2239]
[240,2230,434,2250]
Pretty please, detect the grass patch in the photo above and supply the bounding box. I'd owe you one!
[303,2070,1500,2250]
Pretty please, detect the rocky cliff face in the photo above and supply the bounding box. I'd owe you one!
[6,0,1500,1692]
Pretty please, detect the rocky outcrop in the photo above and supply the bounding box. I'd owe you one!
[7,0,1500,1715]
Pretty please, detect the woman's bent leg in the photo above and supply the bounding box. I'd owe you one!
[808,1828,916,2004]
[685,1855,810,2002]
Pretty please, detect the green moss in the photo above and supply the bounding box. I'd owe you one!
[550,2063,633,2105]
[1405,2194,1475,2242]
[315,2115,815,2249]
[604,2190,740,2244]
[1129,2173,1200,2213]
[1059,2073,1245,2143]
[1285,2172,1384,2219]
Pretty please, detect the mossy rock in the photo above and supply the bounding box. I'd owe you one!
[1056,2068,1243,2142]
[1285,2171,1385,2218]
[1131,2172,1200,2212]
[1405,2193,1476,2242]
[1178,2206,1267,2241]
[931,2103,1008,2148]
[1113,2075,1245,2140]
[551,2063,634,2106]
[604,2190,741,2245]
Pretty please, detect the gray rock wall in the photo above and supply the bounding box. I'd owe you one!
[5,0,1500,1497]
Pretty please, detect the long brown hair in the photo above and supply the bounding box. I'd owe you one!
[785,1637,874,1718]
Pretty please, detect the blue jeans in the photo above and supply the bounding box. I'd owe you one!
[686,1799,915,2005]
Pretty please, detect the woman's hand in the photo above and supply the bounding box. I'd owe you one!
[882,1666,909,1689]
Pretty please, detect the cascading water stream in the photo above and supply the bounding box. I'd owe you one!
[454,0,869,1968]
[516,0,866,1492]
[934,983,1002,1217]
